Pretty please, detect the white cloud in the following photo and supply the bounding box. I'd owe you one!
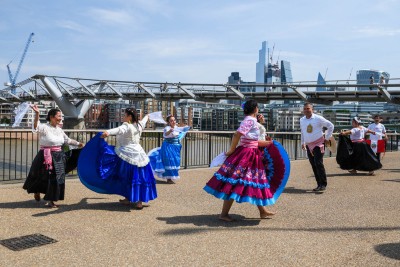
[87,8,135,25]
[356,26,400,37]
[56,20,89,34]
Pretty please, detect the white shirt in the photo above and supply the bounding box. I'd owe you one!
[106,116,149,166]
[300,113,334,144]
[33,122,80,147]
[350,126,368,141]
[163,126,191,138]
[367,123,386,141]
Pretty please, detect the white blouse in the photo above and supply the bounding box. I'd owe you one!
[106,116,149,167]
[258,122,266,141]
[33,122,80,147]
[163,126,190,138]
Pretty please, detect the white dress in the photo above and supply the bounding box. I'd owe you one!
[106,116,149,167]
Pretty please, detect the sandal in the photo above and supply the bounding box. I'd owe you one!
[46,201,59,208]
[34,193,40,202]
[135,202,143,210]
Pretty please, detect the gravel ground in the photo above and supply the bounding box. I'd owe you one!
[1,152,399,267]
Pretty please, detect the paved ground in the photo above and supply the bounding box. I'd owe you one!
[1,152,400,266]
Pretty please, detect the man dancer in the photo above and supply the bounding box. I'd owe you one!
[300,102,334,192]
[367,115,386,167]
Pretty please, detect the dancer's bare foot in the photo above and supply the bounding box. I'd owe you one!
[219,215,236,222]
[260,210,276,219]
[166,179,175,184]
[119,198,131,205]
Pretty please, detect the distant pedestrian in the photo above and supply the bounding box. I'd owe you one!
[379,76,385,85]
[300,102,334,192]
[369,75,374,90]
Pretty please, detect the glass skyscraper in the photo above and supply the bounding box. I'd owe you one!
[356,69,390,91]
[316,72,327,91]
[256,41,267,92]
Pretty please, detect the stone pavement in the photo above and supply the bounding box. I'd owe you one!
[1,152,399,266]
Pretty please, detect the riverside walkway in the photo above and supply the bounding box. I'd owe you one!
[0,152,399,266]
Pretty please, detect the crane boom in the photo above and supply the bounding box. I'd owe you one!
[7,32,35,87]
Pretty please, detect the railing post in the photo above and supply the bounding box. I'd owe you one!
[208,133,212,165]
[294,135,298,160]
[184,134,188,169]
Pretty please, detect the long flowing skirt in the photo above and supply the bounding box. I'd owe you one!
[23,149,81,201]
[336,135,382,171]
[77,133,157,203]
[148,140,182,180]
[203,140,290,206]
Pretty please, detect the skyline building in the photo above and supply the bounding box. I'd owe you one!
[356,69,390,91]
[316,72,327,91]
[255,41,267,92]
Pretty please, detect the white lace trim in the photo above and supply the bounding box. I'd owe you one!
[115,146,150,167]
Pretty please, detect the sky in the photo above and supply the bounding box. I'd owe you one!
[0,0,399,86]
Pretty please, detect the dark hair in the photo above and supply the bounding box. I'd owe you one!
[243,100,258,115]
[46,108,61,121]
[125,108,138,123]
[303,102,313,108]
[166,115,175,125]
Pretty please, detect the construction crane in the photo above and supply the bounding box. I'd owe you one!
[5,32,35,90]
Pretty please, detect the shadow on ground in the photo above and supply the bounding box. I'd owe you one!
[0,197,135,217]
[157,214,263,229]
[159,224,400,236]
[375,242,400,260]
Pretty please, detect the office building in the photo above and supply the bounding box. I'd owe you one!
[356,69,390,91]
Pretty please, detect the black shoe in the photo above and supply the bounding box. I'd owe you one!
[319,186,326,191]
[312,186,321,192]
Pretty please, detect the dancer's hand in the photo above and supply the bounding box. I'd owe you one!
[100,132,109,138]
[225,149,235,156]
[30,104,39,113]
[301,144,307,150]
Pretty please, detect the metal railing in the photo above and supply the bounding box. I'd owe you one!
[1,130,399,182]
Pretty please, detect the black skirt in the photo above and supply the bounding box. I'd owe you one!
[336,135,382,172]
[23,149,81,201]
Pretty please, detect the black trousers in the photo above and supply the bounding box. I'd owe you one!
[306,146,327,187]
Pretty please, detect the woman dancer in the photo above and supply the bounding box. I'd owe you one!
[148,115,190,184]
[203,100,290,222]
[23,105,83,208]
[78,108,157,209]
[338,117,381,175]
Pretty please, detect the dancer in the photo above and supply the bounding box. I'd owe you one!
[203,100,290,222]
[367,115,386,165]
[338,117,381,175]
[300,102,334,192]
[77,108,157,209]
[148,115,190,184]
[23,105,83,208]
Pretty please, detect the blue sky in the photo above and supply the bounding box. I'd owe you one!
[0,0,399,85]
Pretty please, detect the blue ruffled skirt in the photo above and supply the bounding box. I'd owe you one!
[78,133,157,203]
